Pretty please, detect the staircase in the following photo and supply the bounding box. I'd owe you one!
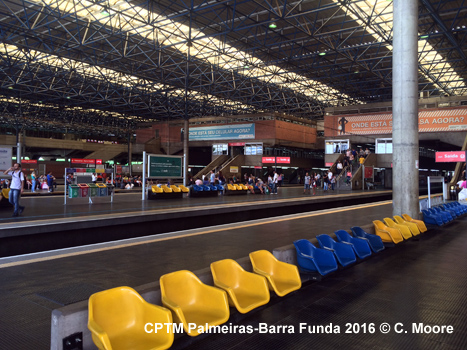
[192,155,230,180]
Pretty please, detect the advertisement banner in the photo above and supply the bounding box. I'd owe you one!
[189,124,255,141]
[326,108,467,136]
[435,151,466,162]
[21,159,38,164]
[230,166,239,173]
[0,147,12,170]
[261,157,291,164]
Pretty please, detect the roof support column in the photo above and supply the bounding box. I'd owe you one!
[392,0,420,218]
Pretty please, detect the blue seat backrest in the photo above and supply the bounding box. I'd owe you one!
[294,239,316,257]
[335,230,352,243]
[350,226,366,238]
[316,234,335,249]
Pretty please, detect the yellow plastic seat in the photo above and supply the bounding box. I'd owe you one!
[210,259,270,313]
[383,217,413,239]
[1,188,9,199]
[170,185,181,192]
[394,215,420,236]
[178,185,190,193]
[161,185,173,193]
[240,184,249,191]
[249,250,301,297]
[233,184,242,190]
[227,184,236,190]
[402,214,428,233]
[151,186,163,193]
[88,286,173,350]
[160,270,229,337]
[373,220,404,244]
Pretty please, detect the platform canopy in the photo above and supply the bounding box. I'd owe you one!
[0,0,465,138]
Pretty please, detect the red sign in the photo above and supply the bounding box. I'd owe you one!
[228,142,246,146]
[254,166,262,169]
[21,160,37,164]
[96,159,103,165]
[325,162,334,167]
[116,165,123,173]
[276,157,290,164]
[71,158,96,164]
[364,166,374,179]
[262,157,276,163]
[435,151,466,162]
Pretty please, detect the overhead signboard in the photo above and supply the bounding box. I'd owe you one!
[71,158,96,164]
[189,124,255,141]
[435,151,466,162]
[21,159,38,164]
[261,157,291,164]
[148,155,183,178]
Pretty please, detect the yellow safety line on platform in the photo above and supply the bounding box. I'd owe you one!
[0,200,392,268]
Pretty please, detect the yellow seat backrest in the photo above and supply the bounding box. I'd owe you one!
[227,184,236,190]
[88,286,173,350]
[249,250,301,297]
[151,185,163,193]
[178,185,190,193]
[1,188,9,199]
[161,185,173,193]
[160,270,230,336]
[210,259,270,313]
[170,185,181,192]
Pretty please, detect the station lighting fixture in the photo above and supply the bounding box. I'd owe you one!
[268,21,277,29]
[318,52,326,56]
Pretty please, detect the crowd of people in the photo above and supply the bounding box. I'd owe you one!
[188,170,285,195]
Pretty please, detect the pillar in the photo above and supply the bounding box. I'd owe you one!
[392,0,420,218]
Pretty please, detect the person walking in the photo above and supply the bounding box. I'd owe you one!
[3,163,25,217]
[303,172,311,194]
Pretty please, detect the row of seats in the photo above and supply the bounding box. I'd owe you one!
[150,185,190,194]
[422,202,467,226]
[293,227,383,275]
[88,250,301,350]
[192,184,225,192]
[373,214,427,244]
[88,207,452,349]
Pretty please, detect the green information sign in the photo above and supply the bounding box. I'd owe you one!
[148,155,183,178]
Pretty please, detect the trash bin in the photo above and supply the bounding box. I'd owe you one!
[68,185,79,198]
[450,185,458,201]
[78,184,90,197]
[88,183,99,197]
[96,183,108,196]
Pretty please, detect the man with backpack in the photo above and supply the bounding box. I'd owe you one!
[3,163,25,217]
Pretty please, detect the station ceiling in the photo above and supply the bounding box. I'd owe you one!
[0,0,466,138]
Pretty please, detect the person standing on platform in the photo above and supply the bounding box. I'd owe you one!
[92,173,97,184]
[303,172,311,194]
[31,170,37,193]
[47,171,55,193]
[3,163,25,217]
[272,171,279,194]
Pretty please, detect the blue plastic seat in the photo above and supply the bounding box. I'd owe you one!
[451,202,467,213]
[293,239,338,276]
[316,234,357,267]
[216,185,224,191]
[432,207,454,221]
[439,203,458,215]
[202,185,211,191]
[334,230,372,259]
[437,205,457,219]
[421,209,443,226]
[427,208,450,223]
[444,203,465,215]
[193,185,203,192]
[350,226,385,253]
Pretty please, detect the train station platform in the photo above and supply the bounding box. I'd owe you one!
[0,187,391,257]
[0,186,465,350]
